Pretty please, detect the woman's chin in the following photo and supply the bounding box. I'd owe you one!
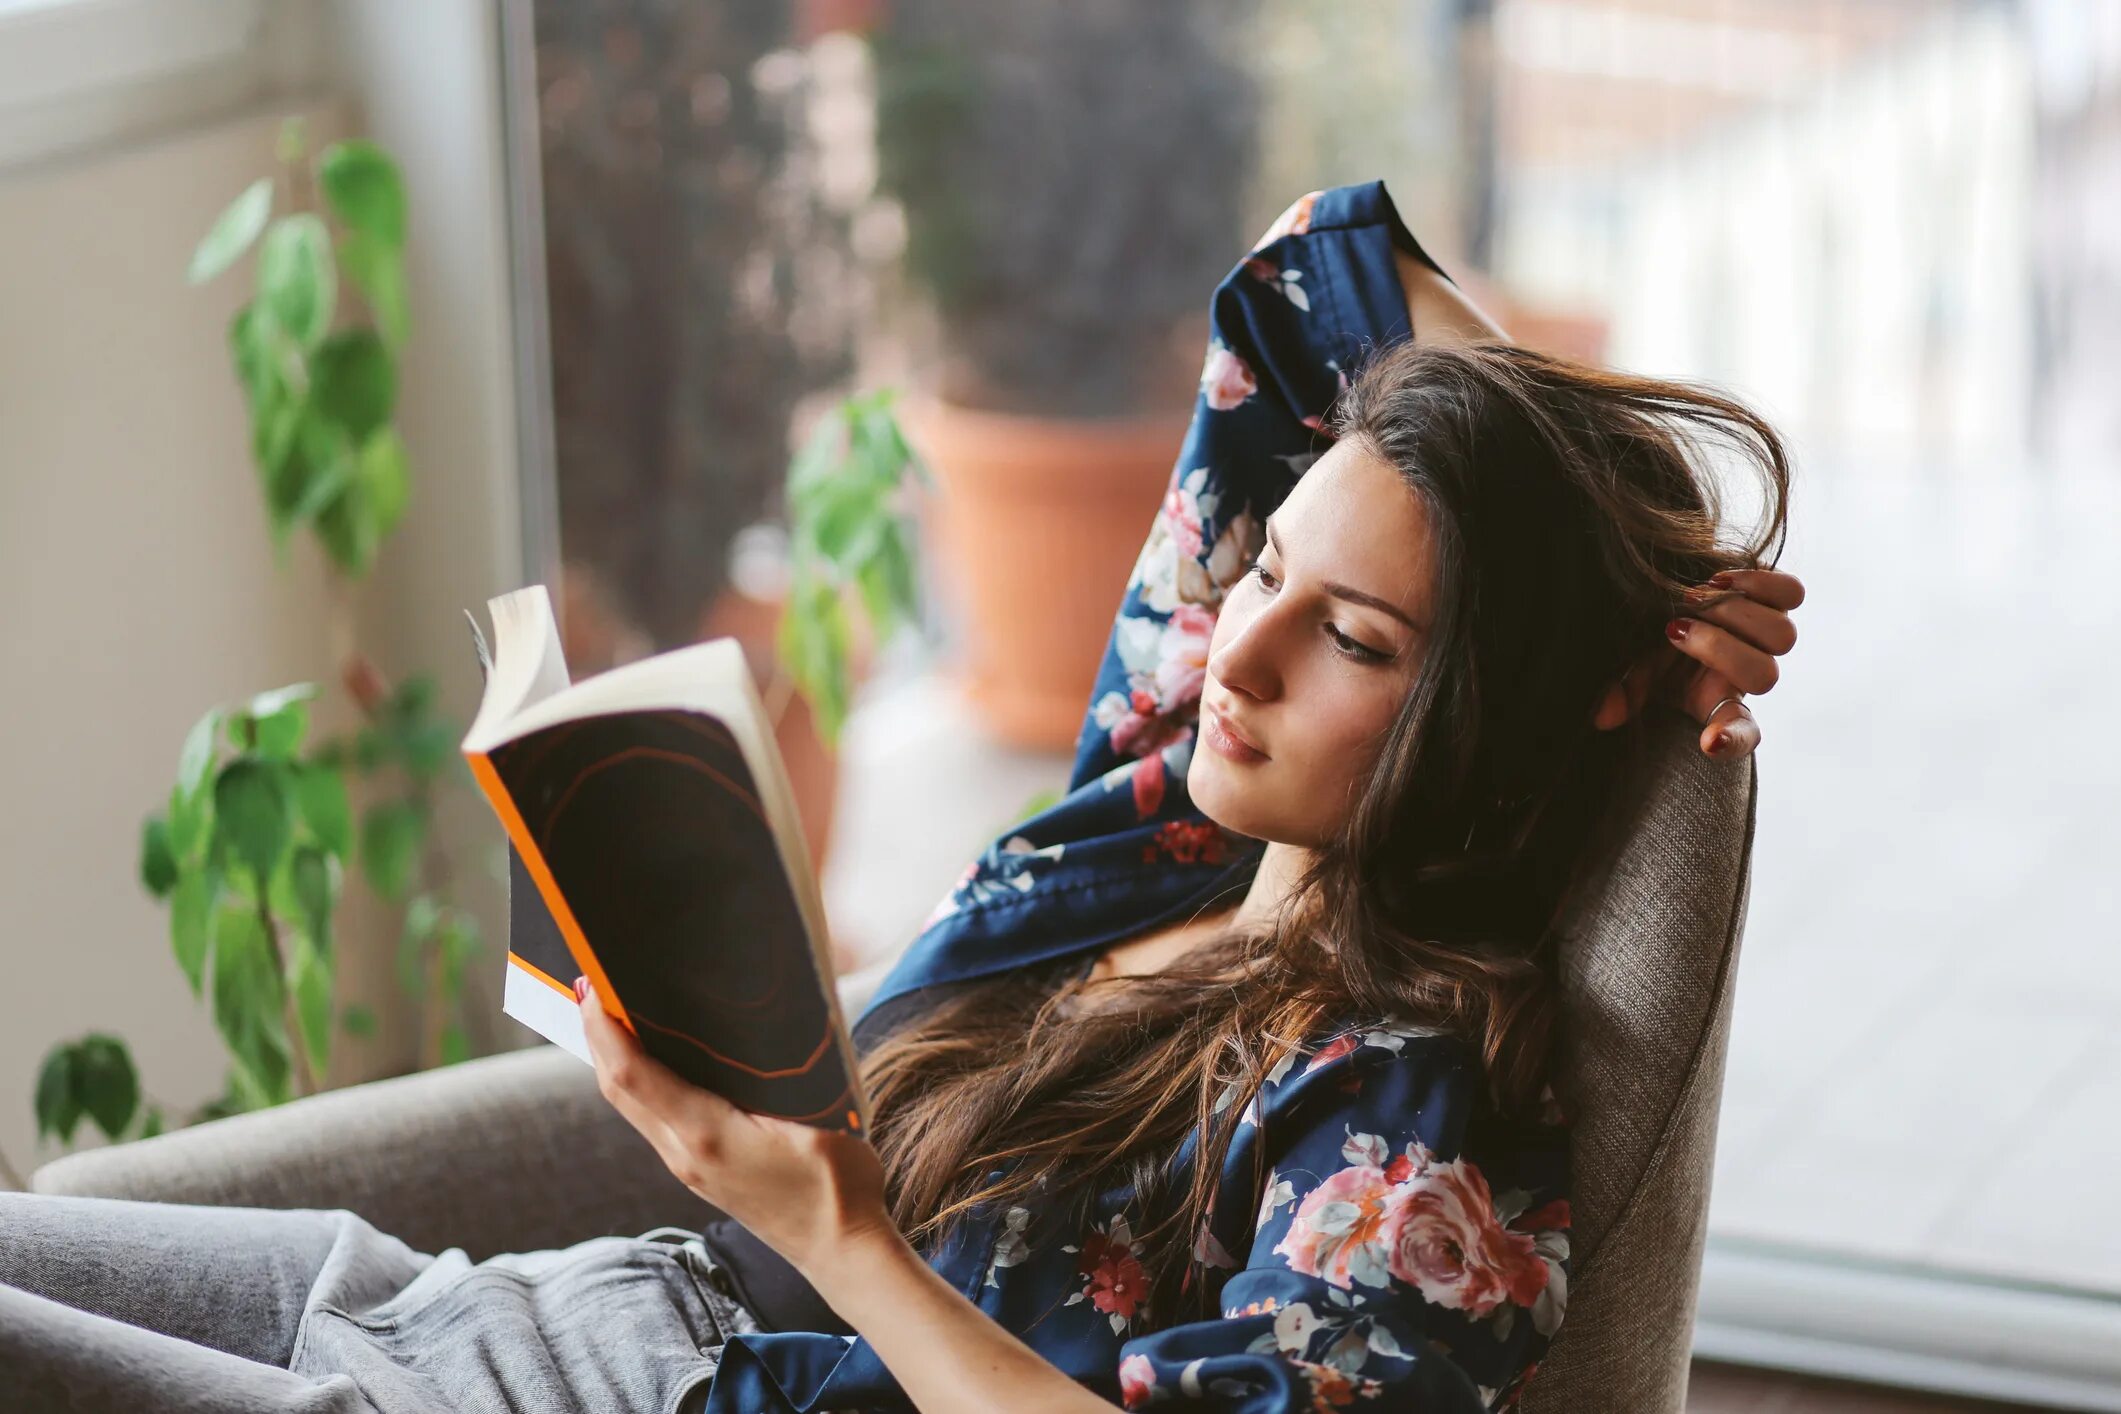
[1188,762,1268,839]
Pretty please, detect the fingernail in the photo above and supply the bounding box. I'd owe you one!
[573,976,589,1003]
[1707,571,1736,589]
[1707,729,1728,754]
[1666,618,1691,643]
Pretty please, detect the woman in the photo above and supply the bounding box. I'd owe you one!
[0,181,1802,1414]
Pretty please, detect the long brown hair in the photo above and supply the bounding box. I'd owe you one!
[859,338,1791,1328]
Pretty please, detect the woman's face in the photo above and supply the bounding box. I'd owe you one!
[1190,438,1436,848]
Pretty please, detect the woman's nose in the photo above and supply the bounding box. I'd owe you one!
[1206,602,1283,703]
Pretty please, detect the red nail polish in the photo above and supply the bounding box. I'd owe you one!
[573,976,589,1003]
[1666,618,1690,643]
[1707,571,1736,589]
[1707,729,1727,754]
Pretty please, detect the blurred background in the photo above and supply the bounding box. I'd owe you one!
[1,0,2115,1406]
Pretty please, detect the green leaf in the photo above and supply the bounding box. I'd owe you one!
[170,868,217,996]
[318,140,408,248]
[137,1105,166,1140]
[779,573,852,748]
[254,394,304,484]
[357,427,410,539]
[291,763,352,859]
[341,231,409,351]
[360,800,424,902]
[313,477,376,577]
[33,1044,81,1144]
[309,329,395,443]
[140,815,178,898]
[245,682,317,720]
[213,759,294,885]
[188,177,274,285]
[256,213,336,349]
[240,682,317,760]
[341,1003,377,1039]
[177,706,224,799]
[265,414,352,552]
[166,780,207,863]
[209,906,291,1104]
[229,305,276,405]
[73,1034,140,1141]
[288,929,333,1083]
[287,844,336,956]
[440,1024,470,1066]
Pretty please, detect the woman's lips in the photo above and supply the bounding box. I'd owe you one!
[1204,703,1269,763]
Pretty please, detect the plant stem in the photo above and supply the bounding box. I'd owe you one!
[258,897,318,1098]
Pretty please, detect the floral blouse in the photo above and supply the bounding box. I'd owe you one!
[697,180,1573,1414]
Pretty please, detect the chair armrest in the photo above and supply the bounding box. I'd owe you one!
[30,1046,714,1260]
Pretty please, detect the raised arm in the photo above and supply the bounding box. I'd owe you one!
[1395,245,1508,347]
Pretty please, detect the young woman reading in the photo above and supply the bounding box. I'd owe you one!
[0,181,1802,1414]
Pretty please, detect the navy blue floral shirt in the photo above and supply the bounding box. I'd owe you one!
[700,180,1573,1414]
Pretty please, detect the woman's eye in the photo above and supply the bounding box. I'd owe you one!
[1247,562,1277,590]
[1326,625,1389,663]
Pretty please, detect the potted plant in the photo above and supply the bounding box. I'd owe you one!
[14,123,483,1182]
[869,0,1260,748]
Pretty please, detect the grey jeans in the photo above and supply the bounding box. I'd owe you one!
[0,1192,760,1414]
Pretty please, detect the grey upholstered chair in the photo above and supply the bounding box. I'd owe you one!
[36,710,1758,1414]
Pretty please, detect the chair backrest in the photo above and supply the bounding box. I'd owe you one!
[1518,711,1759,1414]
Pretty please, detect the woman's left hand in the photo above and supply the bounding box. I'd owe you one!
[577,980,897,1281]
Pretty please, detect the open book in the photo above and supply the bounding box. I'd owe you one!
[461,585,871,1136]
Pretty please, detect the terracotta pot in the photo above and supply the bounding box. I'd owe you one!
[902,396,1187,751]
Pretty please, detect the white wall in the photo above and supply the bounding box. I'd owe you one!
[0,4,527,1178]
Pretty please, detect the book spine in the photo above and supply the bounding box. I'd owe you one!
[465,750,636,1036]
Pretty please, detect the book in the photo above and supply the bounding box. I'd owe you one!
[460,584,871,1136]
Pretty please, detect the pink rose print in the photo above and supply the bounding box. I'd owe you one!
[1130,753,1166,818]
[1159,478,1208,560]
[1083,1235,1148,1319]
[1127,466,1264,616]
[1200,341,1257,410]
[1301,1033,1359,1074]
[1094,602,1220,763]
[1379,1159,1549,1317]
[1271,1165,1394,1289]
[1142,819,1230,867]
[1153,603,1215,717]
[1118,1352,1157,1408]
[1065,1214,1150,1335]
[1291,1358,1383,1410]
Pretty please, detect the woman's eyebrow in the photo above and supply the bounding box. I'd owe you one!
[1264,517,1424,632]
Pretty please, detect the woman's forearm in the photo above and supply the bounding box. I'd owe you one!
[804,1230,1119,1414]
